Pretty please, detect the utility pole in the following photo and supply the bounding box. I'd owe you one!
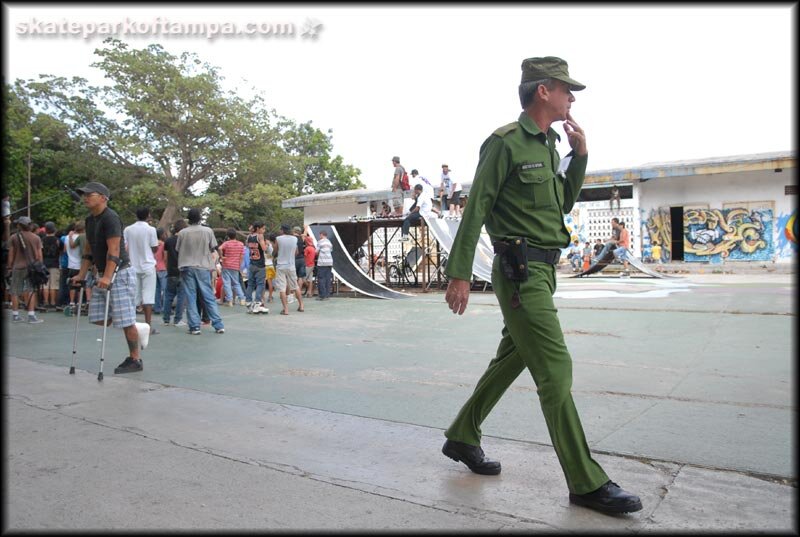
[27,136,40,218]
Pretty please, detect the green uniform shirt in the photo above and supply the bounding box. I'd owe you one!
[445,112,587,281]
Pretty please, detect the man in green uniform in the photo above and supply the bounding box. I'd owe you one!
[441,56,642,515]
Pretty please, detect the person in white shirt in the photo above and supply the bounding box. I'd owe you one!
[123,207,159,333]
[410,169,436,200]
[440,164,453,217]
[315,231,334,300]
[274,224,305,315]
[400,185,433,241]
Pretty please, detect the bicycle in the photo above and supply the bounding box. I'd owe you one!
[387,254,418,287]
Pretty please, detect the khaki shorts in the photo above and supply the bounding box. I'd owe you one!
[273,267,298,293]
[47,268,60,290]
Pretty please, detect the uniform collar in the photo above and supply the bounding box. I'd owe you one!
[518,112,561,143]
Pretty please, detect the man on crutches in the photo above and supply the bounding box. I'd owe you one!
[70,182,150,378]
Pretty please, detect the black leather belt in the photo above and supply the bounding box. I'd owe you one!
[527,246,561,265]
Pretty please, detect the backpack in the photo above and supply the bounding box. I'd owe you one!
[400,171,410,191]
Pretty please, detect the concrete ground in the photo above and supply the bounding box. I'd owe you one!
[3,272,796,532]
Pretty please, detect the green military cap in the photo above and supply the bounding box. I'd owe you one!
[520,56,586,91]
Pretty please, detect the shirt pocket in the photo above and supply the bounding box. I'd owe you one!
[518,166,554,209]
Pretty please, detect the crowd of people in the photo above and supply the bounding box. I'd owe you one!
[381,157,463,220]
[565,218,633,276]
[2,182,335,373]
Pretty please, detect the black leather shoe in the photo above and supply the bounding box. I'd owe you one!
[442,439,501,475]
[569,481,643,514]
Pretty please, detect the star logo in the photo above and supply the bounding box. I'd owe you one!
[301,18,323,39]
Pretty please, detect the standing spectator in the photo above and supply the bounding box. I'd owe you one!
[65,222,87,311]
[124,207,160,335]
[293,226,307,299]
[610,185,621,212]
[244,222,270,314]
[274,224,304,315]
[315,230,334,300]
[219,228,246,307]
[153,227,167,315]
[440,164,453,217]
[41,222,61,310]
[389,156,406,217]
[71,182,150,374]
[1,194,10,219]
[162,219,187,326]
[613,220,631,276]
[176,208,225,335]
[56,224,72,310]
[264,233,277,303]
[302,225,316,298]
[6,216,44,323]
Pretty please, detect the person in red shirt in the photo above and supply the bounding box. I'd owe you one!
[302,227,316,297]
[612,221,631,275]
[218,228,246,306]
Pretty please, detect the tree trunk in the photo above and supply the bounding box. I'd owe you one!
[159,203,180,230]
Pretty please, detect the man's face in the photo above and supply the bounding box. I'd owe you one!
[442,166,449,174]
[545,80,575,121]
[81,192,105,211]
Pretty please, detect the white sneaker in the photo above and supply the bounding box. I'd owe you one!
[248,301,262,314]
[135,322,150,350]
[287,294,296,304]
[257,304,269,314]
[174,320,187,327]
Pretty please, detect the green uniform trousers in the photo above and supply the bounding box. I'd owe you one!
[445,259,609,495]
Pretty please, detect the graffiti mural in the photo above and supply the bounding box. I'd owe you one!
[683,208,773,262]
[775,210,798,259]
[563,208,588,255]
[645,207,672,262]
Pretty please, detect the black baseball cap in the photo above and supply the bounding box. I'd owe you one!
[75,182,111,198]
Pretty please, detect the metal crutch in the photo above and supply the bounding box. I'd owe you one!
[68,279,86,375]
[97,267,120,382]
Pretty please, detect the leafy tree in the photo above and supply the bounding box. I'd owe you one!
[21,38,364,231]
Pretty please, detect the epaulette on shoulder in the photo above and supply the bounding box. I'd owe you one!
[492,122,518,137]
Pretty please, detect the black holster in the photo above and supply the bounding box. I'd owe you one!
[493,238,529,283]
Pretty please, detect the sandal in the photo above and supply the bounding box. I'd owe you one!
[280,310,289,315]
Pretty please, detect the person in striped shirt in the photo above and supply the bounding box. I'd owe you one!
[218,228,246,306]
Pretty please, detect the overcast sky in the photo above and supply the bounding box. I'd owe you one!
[4,4,796,191]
